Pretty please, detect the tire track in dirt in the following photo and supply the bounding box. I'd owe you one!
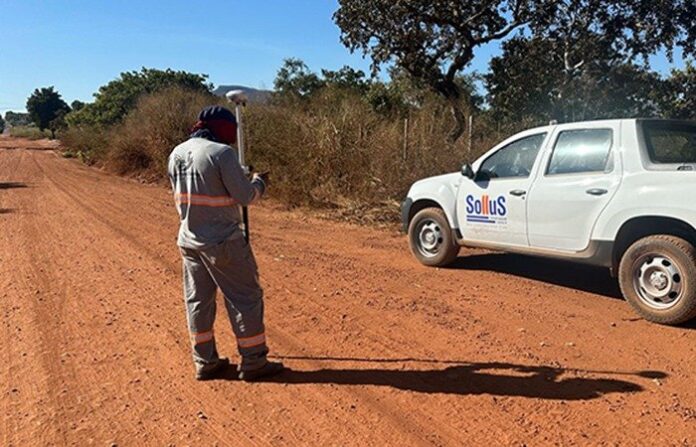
[28,152,258,446]
[3,141,696,445]
[29,148,692,444]
[37,152,508,445]
[32,149,408,445]
[36,144,445,445]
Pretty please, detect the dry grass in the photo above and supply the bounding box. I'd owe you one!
[9,126,51,140]
[62,86,532,221]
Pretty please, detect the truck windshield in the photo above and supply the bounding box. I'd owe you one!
[642,121,696,164]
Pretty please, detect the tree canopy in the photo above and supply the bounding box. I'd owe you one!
[273,58,324,98]
[67,68,212,127]
[70,100,86,111]
[661,63,696,120]
[486,36,665,123]
[26,86,70,136]
[4,111,31,127]
[334,0,696,141]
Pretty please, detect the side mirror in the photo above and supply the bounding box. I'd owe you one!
[461,163,475,179]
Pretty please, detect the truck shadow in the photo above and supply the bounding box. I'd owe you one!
[260,359,657,401]
[448,253,622,299]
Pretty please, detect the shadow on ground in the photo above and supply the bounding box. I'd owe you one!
[448,253,622,299]
[0,208,14,214]
[256,357,662,401]
[0,182,28,190]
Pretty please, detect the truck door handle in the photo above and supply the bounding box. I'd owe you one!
[509,189,527,197]
[586,188,608,196]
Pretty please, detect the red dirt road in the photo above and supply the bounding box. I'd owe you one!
[1,136,696,446]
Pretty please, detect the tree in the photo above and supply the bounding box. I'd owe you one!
[4,111,31,126]
[26,86,70,137]
[321,66,370,94]
[273,58,324,98]
[67,68,212,127]
[71,100,86,111]
[48,109,69,139]
[660,63,696,120]
[0,114,5,134]
[334,0,696,142]
[486,37,665,124]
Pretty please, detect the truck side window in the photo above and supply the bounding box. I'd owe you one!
[478,133,546,179]
[547,129,613,175]
[642,121,696,164]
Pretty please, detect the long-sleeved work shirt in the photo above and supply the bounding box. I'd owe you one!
[168,137,265,249]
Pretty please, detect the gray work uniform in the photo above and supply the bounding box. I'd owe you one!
[168,137,268,373]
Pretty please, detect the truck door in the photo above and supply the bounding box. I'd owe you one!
[526,123,622,251]
[456,133,548,247]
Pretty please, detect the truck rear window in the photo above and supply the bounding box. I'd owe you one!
[642,121,696,164]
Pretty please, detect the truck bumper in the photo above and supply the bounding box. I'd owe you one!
[400,198,413,233]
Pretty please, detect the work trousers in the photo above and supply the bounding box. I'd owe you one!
[179,235,268,373]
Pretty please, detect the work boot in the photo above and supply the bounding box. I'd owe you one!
[196,358,230,381]
[238,361,286,382]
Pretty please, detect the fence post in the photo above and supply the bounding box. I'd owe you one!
[403,116,409,161]
[467,115,473,154]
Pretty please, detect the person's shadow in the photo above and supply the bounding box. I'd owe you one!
[257,357,662,401]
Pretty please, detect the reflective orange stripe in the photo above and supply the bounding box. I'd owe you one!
[192,330,214,345]
[237,332,266,348]
[175,193,238,207]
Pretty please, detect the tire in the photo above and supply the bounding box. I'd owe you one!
[618,235,696,325]
[408,207,459,267]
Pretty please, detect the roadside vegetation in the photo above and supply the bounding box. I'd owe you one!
[9,126,52,140]
[13,0,694,221]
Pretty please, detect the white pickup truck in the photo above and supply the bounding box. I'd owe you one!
[402,119,696,325]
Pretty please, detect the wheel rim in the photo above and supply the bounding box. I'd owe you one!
[632,254,684,310]
[415,218,444,258]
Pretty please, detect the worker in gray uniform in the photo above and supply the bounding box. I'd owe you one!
[168,105,285,381]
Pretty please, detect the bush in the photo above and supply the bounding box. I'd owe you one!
[242,87,507,221]
[63,87,214,176]
[60,125,109,164]
[62,83,524,222]
[107,87,213,177]
[9,126,51,140]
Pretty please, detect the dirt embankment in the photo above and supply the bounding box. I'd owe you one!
[1,137,696,446]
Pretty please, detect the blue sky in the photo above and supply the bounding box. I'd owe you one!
[0,0,687,113]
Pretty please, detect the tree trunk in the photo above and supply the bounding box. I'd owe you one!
[446,97,466,143]
[433,79,466,143]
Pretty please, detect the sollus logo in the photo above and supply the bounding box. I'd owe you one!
[466,194,507,224]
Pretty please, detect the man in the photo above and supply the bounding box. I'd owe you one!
[168,105,284,381]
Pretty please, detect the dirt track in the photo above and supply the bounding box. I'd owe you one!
[1,136,695,446]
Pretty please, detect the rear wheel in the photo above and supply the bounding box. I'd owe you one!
[618,235,696,325]
[408,207,459,267]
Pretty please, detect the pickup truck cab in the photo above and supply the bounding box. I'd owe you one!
[402,119,696,325]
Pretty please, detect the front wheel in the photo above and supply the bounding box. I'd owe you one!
[408,207,459,267]
[618,235,696,325]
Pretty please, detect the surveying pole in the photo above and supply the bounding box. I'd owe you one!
[225,89,251,242]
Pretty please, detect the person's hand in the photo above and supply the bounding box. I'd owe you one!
[254,171,270,187]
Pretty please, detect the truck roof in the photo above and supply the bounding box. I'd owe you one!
[545,118,696,127]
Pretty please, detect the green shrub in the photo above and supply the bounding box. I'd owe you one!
[67,68,212,128]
